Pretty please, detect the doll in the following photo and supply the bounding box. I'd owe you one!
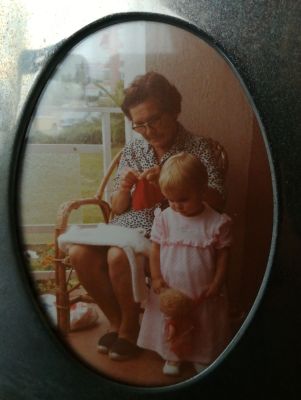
[159,288,200,358]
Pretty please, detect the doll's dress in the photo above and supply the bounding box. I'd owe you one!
[137,203,232,364]
[164,314,196,358]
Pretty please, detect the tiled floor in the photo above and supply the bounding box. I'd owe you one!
[63,305,199,387]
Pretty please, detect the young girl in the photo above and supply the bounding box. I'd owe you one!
[137,152,232,376]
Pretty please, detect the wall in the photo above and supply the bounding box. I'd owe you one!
[145,22,273,311]
[241,116,273,311]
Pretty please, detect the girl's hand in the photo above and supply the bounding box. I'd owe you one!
[119,167,140,192]
[203,282,221,299]
[152,277,168,294]
[140,165,160,186]
[195,291,206,305]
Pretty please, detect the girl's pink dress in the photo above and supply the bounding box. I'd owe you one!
[137,203,232,364]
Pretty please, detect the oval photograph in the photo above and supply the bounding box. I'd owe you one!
[17,18,275,386]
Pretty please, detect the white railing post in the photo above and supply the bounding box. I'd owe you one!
[24,106,123,238]
[101,111,112,201]
[124,118,132,143]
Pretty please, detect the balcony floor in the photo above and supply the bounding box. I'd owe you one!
[63,305,198,387]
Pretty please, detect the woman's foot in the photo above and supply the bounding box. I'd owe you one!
[163,360,181,376]
[109,338,140,361]
[109,318,140,361]
[97,332,118,354]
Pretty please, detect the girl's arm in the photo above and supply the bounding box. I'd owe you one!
[150,242,167,293]
[204,247,229,299]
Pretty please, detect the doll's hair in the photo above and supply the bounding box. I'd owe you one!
[159,152,208,195]
[121,71,182,120]
[159,288,194,317]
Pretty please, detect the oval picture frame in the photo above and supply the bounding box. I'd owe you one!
[10,11,277,393]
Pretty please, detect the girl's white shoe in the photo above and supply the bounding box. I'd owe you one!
[194,363,207,373]
[163,361,180,376]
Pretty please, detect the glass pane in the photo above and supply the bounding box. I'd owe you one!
[18,19,275,387]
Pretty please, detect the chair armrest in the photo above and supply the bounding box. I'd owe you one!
[55,197,111,232]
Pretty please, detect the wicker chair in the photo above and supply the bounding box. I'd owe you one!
[54,139,228,334]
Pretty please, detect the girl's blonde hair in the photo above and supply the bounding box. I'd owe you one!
[159,152,208,194]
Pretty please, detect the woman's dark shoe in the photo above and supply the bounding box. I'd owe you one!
[97,332,118,354]
[109,338,140,361]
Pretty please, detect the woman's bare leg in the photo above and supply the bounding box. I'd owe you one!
[68,244,121,332]
[107,246,140,343]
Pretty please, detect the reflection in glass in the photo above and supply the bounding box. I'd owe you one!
[19,20,274,386]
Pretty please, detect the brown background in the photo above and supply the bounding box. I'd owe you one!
[146,22,274,316]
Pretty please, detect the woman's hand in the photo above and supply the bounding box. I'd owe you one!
[119,167,140,192]
[140,165,161,186]
[152,277,168,294]
[111,168,140,214]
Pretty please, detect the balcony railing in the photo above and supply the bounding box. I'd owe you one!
[22,106,131,240]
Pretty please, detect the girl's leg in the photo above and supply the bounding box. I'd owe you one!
[68,244,121,332]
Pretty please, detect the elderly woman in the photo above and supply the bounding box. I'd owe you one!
[69,72,224,361]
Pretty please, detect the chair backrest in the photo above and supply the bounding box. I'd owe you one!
[95,138,228,201]
[95,149,123,200]
[206,138,228,178]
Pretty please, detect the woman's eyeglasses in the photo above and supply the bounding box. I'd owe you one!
[132,113,164,134]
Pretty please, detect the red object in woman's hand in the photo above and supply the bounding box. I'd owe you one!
[132,179,165,210]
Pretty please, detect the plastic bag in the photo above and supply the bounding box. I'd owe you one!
[40,294,99,331]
